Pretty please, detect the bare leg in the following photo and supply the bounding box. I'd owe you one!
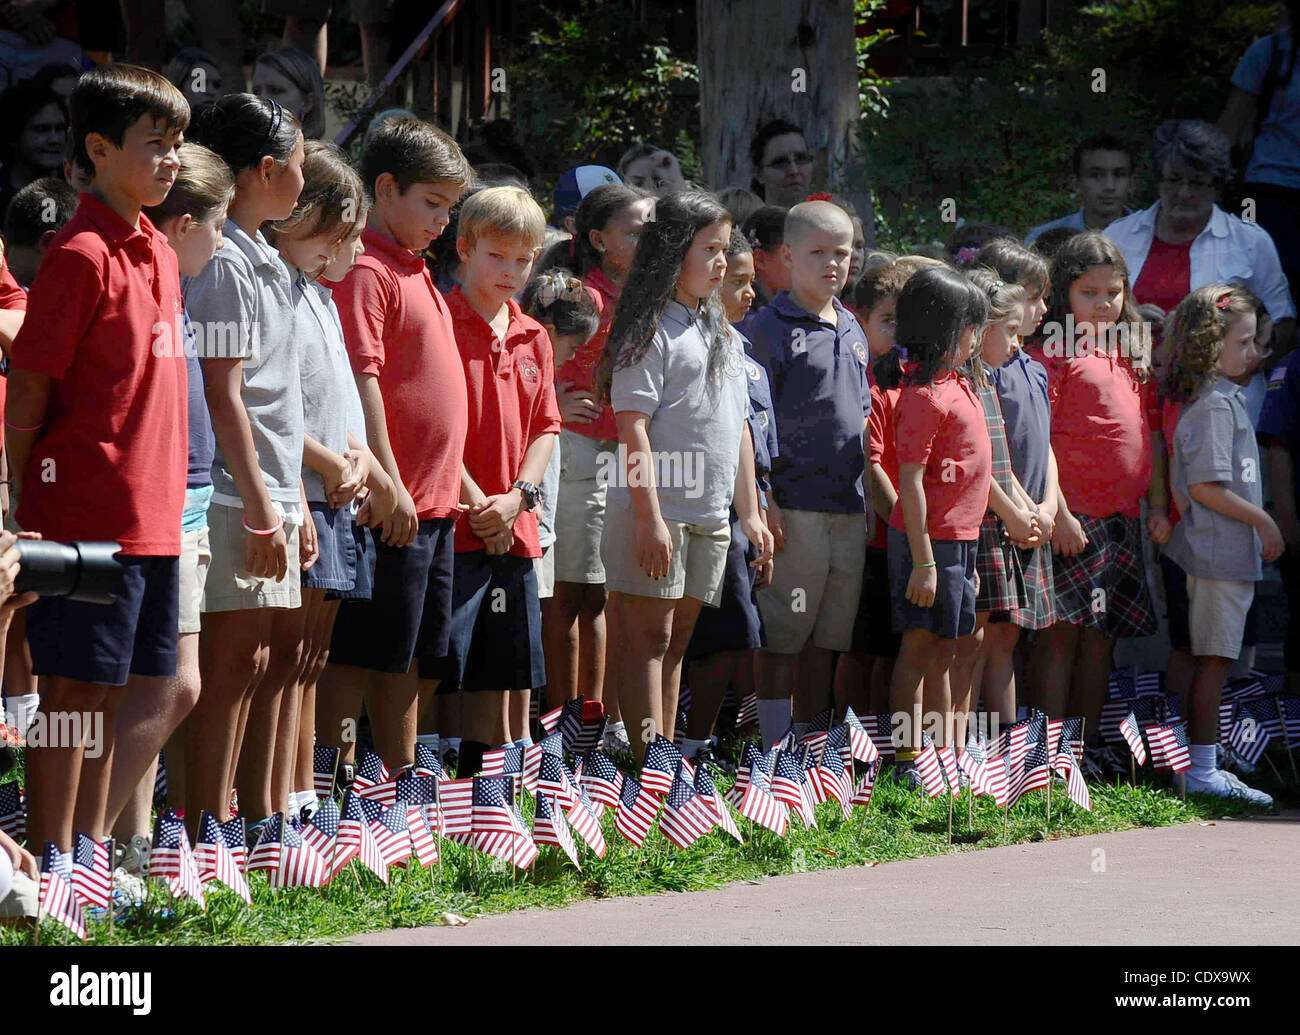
[610,592,676,763]
[685,650,742,741]
[26,677,114,852]
[792,642,833,723]
[660,596,704,743]
[1188,655,1231,746]
[1070,628,1115,741]
[236,603,307,822]
[601,588,621,721]
[833,651,871,717]
[317,661,368,765]
[462,690,510,750]
[978,620,1020,733]
[1027,621,1079,722]
[889,629,936,754]
[508,689,530,742]
[365,665,420,770]
[950,615,987,750]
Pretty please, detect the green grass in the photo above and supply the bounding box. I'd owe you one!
[4,761,1285,946]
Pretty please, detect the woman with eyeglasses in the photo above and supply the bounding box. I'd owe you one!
[1103,120,1295,357]
[748,118,814,208]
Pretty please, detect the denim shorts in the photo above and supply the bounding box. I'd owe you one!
[302,502,357,592]
[887,527,977,640]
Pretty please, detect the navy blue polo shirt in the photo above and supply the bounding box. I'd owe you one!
[738,334,779,503]
[745,291,872,513]
[1258,350,1300,514]
[986,348,1052,503]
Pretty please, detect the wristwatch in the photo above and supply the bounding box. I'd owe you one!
[512,480,541,511]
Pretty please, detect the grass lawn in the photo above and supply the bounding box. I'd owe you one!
[3,755,1285,946]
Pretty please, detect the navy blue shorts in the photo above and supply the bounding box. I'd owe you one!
[685,511,764,660]
[424,550,545,690]
[887,527,976,640]
[851,544,902,657]
[26,554,180,686]
[329,517,454,674]
[303,502,357,592]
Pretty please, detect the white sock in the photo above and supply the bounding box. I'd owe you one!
[681,737,711,759]
[1189,743,1217,782]
[791,722,810,741]
[3,693,39,736]
[296,790,317,812]
[758,698,791,750]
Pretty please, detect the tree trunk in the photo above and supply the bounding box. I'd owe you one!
[697,0,875,245]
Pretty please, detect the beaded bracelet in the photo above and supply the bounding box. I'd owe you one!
[242,516,284,536]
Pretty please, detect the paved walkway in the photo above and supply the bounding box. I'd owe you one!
[350,811,1299,945]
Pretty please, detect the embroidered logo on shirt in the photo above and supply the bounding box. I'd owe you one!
[757,410,770,429]
[745,359,762,382]
[852,340,870,365]
[519,356,541,383]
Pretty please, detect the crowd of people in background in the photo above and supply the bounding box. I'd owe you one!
[1,8,1300,919]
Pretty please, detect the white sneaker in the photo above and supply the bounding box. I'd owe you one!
[1185,769,1274,808]
[603,725,632,758]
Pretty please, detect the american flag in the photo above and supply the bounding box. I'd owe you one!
[407,805,439,867]
[850,760,880,809]
[958,733,992,797]
[1109,665,1136,700]
[483,744,524,778]
[414,741,444,780]
[725,741,773,806]
[579,750,623,808]
[937,745,961,795]
[0,781,24,839]
[1249,669,1287,697]
[736,691,758,729]
[38,843,85,939]
[797,743,829,805]
[372,799,411,869]
[1135,670,1164,696]
[641,735,684,796]
[561,697,607,756]
[1278,696,1300,743]
[533,792,581,868]
[1240,696,1284,739]
[614,772,660,846]
[70,831,112,909]
[658,763,717,849]
[841,708,882,764]
[772,749,817,827]
[149,810,206,907]
[395,769,441,836]
[313,744,340,801]
[154,752,168,805]
[694,765,743,841]
[1058,717,1085,765]
[800,708,834,760]
[539,703,563,734]
[1145,722,1191,773]
[438,778,475,843]
[302,797,339,856]
[1218,698,1237,747]
[998,717,1031,773]
[473,779,536,869]
[538,730,564,760]
[1060,746,1091,811]
[522,742,543,795]
[1119,711,1147,766]
[353,749,397,805]
[1163,692,1183,723]
[860,713,897,758]
[538,752,579,809]
[814,737,852,819]
[566,783,607,857]
[915,734,948,798]
[334,790,388,881]
[1012,729,1050,805]
[1132,694,1163,725]
[984,746,1011,807]
[736,759,788,835]
[1101,668,1137,744]
[267,816,330,889]
[194,810,252,904]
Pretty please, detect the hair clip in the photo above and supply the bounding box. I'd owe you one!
[264,98,284,144]
[804,192,833,203]
[536,271,583,309]
[955,245,979,264]
[746,228,763,250]
[1214,293,1232,310]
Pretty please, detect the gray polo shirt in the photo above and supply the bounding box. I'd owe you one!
[184,220,304,507]
[609,299,748,526]
[1165,377,1264,581]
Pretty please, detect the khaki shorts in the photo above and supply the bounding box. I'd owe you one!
[202,502,302,613]
[535,544,555,600]
[553,430,614,584]
[601,503,731,605]
[178,524,212,634]
[1186,574,1255,660]
[757,508,867,653]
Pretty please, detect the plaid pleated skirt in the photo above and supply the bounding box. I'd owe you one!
[1050,513,1157,638]
[974,513,1025,614]
[1006,541,1055,630]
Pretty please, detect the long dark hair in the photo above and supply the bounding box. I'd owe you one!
[190,92,301,176]
[536,182,651,278]
[895,265,988,386]
[597,190,733,401]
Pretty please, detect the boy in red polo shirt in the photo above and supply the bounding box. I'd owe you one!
[434,186,558,776]
[319,117,472,775]
[4,64,190,853]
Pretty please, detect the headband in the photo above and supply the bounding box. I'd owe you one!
[535,271,585,309]
[264,98,284,145]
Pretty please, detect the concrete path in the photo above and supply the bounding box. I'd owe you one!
[349,811,1300,945]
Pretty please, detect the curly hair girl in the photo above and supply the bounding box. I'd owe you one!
[1165,284,1258,404]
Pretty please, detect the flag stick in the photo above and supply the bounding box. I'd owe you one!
[967,781,972,829]
[1001,803,1008,840]
[107,836,115,933]
[1262,750,1285,784]
[326,813,340,900]
[276,811,286,894]
[1130,754,1136,787]
[33,870,42,946]
[1273,697,1299,782]
[1046,760,1052,825]
[946,788,952,843]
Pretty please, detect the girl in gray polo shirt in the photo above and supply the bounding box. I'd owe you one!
[1164,284,1283,806]
[596,191,774,770]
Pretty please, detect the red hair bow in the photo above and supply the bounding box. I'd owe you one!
[804,192,833,202]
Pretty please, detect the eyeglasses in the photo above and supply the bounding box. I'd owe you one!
[1159,174,1215,192]
[765,152,813,171]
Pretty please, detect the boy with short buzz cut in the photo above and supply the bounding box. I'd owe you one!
[4,63,190,854]
[433,185,559,776]
[320,116,473,775]
[2,176,79,287]
[746,200,873,746]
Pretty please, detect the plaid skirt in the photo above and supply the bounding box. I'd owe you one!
[1005,541,1055,630]
[1050,513,1157,638]
[975,514,1025,614]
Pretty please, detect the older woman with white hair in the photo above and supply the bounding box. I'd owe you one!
[1105,119,1296,352]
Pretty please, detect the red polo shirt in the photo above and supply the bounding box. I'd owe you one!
[555,265,619,441]
[8,194,186,554]
[0,260,29,419]
[1038,347,1153,519]
[447,287,561,557]
[329,227,468,520]
[867,379,901,550]
[888,371,991,541]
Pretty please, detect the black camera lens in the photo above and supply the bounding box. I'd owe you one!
[13,540,125,605]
